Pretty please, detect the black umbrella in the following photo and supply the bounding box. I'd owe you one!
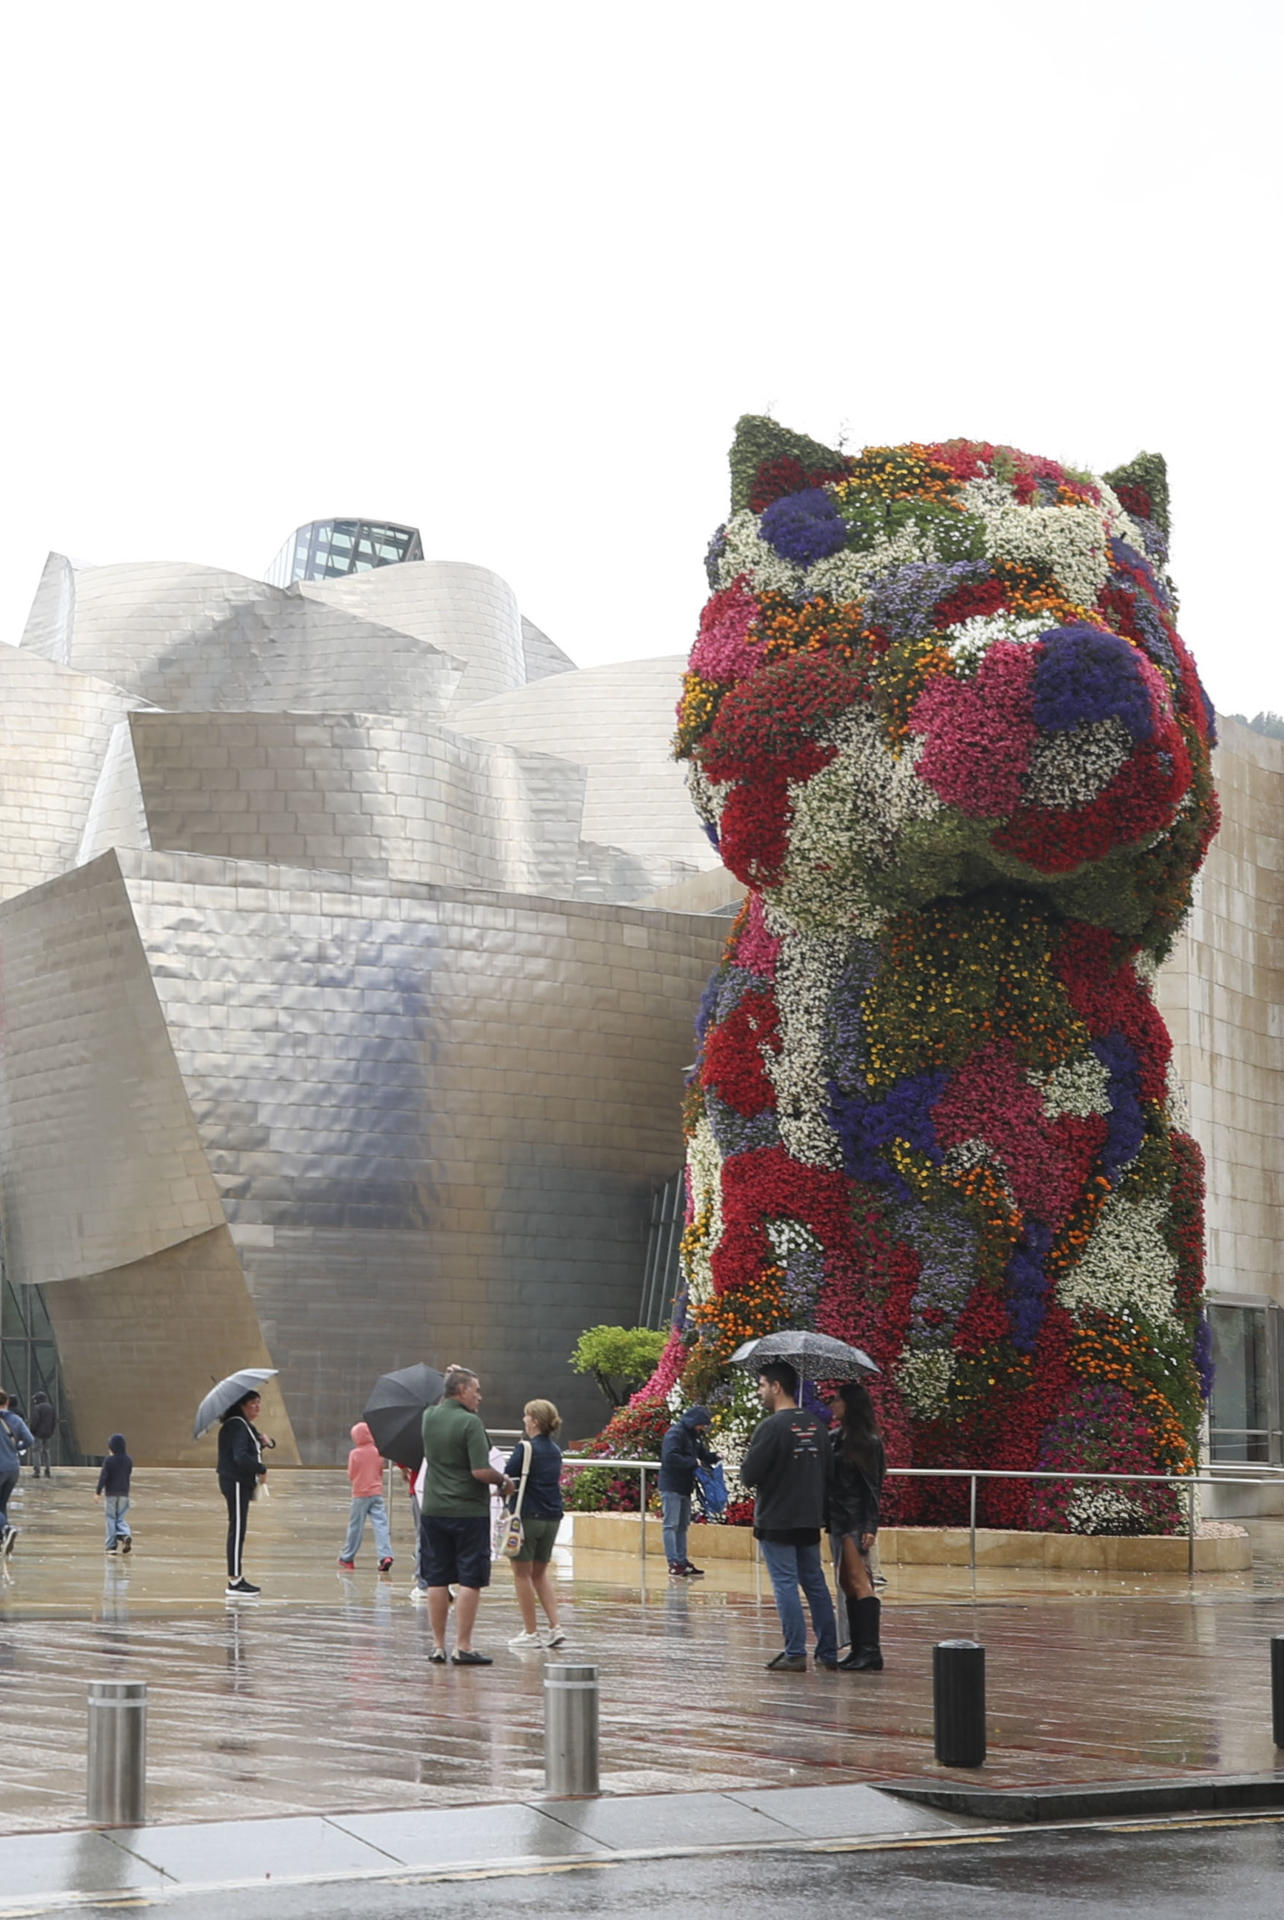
[193,1368,278,1440]
[730,1331,879,1381]
[361,1363,445,1471]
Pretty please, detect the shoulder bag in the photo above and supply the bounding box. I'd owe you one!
[502,1441,533,1557]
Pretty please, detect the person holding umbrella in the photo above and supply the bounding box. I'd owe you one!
[739,1361,838,1672]
[829,1378,886,1670]
[217,1391,269,1597]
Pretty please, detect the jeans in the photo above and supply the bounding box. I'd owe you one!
[661,1491,691,1566]
[31,1441,51,1475]
[104,1495,131,1548]
[759,1538,838,1662]
[341,1495,392,1562]
[0,1472,15,1530]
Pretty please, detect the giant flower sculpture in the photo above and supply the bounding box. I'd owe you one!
[639,418,1218,1535]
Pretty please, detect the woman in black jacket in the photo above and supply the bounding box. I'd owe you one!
[218,1391,267,1597]
[829,1380,886,1671]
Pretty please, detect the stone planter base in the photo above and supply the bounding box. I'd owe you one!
[568,1511,1251,1572]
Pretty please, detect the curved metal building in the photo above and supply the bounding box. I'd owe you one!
[0,547,727,1460]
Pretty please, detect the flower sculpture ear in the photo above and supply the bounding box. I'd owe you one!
[649,421,1218,1542]
[1103,452,1170,542]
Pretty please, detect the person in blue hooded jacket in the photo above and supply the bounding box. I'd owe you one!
[0,1393,34,1558]
[658,1405,716,1577]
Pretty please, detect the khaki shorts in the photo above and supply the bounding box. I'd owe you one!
[511,1516,560,1564]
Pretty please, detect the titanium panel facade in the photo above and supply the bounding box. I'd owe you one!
[0,545,728,1459]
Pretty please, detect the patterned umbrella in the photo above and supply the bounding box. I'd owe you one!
[730,1331,878,1380]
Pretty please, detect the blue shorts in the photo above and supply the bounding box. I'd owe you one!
[420,1513,491,1589]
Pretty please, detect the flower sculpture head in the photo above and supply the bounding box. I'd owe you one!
[677,418,1217,957]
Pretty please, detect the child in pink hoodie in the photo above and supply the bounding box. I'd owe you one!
[338,1421,393,1572]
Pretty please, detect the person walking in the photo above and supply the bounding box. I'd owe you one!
[739,1362,838,1672]
[0,1394,33,1558]
[95,1434,134,1553]
[503,1399,567,1649]
[829,1380,886,1670]
[218,1390,267,1598]
[338,1420,394,1572]
[420,1365,513,1665]
[28,1393,56,1477]
[658,1404,715,1578]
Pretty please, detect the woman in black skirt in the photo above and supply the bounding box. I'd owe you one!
[829,1380,886,1670]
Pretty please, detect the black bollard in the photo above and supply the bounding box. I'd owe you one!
[934,1639,985,1768]
[1272,1636,1284,1748]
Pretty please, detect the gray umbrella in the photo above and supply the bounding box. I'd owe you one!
[730,1331,878,1381]
[193,1368,278,1440]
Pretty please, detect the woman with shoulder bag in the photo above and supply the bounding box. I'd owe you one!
[829,1380,886,1671]
[503,1399,566,1650]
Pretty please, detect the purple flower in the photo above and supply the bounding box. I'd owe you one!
[705,1089,780,1159]
[1033,626,1154,742]
[1092,1030,1145,1175]
[827,1070,947,1197]
[705,524,728,588]
[759,490,847,566]
[1194,1314,1214,1401]
[1004,1221,1053,1353]
[864,560,989,642]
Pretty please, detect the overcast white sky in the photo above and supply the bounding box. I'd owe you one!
[2,1,1280,716]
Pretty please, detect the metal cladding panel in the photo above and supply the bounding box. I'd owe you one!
[0,853,227,1285]
[118,855,725,1455]
[0,646,145,900]
[121,710,595,897]
[453,655,721,887]
[301,560,527,710]
[20,559,466,719]
[47,1227,300,1468]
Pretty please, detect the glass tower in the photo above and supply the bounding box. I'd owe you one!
[266,518,424,587]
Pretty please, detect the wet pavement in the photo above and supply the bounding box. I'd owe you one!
[0,1470,1283,1836]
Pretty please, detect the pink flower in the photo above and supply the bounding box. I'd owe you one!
[735,895,781,981]
[911,642,1037,819]
[689,577,762,682]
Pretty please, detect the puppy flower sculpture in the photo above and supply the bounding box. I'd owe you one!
[653,419,1218,1534]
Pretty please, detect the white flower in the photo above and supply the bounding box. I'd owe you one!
[986,504,1111,613]
[763,914,846,1168]
[1066,1486,1153,1536]
[1058,1191,1179,1327]
[896,1349,955,1419]
[767,710,938,935]
[683,1116,724,1306]
[942,611,1049,677]
[1023,716,1134,809]
[959,475,1019,518]
[685,760,731,833]
[1028,1054,1112,1120]
[1164,1056,1193,1135]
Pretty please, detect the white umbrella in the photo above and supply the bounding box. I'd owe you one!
[193,1368,278,1440]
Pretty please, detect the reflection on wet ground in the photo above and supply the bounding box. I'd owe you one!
[1,1470,1281,1833]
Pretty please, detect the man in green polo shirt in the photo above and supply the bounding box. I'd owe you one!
[420,1365,513,1666]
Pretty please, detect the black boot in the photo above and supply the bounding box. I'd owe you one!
[839,1597,883,1671]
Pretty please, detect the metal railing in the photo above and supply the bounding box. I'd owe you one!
[556,1456,1284,1578]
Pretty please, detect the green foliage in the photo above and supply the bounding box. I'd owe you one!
[569,1325,668,1409]
[1227,710,1284,741]
[1104,451,1170,537]
[728,414,844,514]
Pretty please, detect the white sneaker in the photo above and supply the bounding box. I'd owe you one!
[546,1626,567,1647]
[508,1629,543,1649]
[410,1583,427,1601]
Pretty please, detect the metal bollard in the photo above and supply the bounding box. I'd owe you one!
[87,1680,147,1825]
[933,1639,985,1769]
[544,1662,599,1797]
[1272,1636,1284,1748]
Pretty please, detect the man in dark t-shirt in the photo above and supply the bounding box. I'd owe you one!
[739,1362,838,1671]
